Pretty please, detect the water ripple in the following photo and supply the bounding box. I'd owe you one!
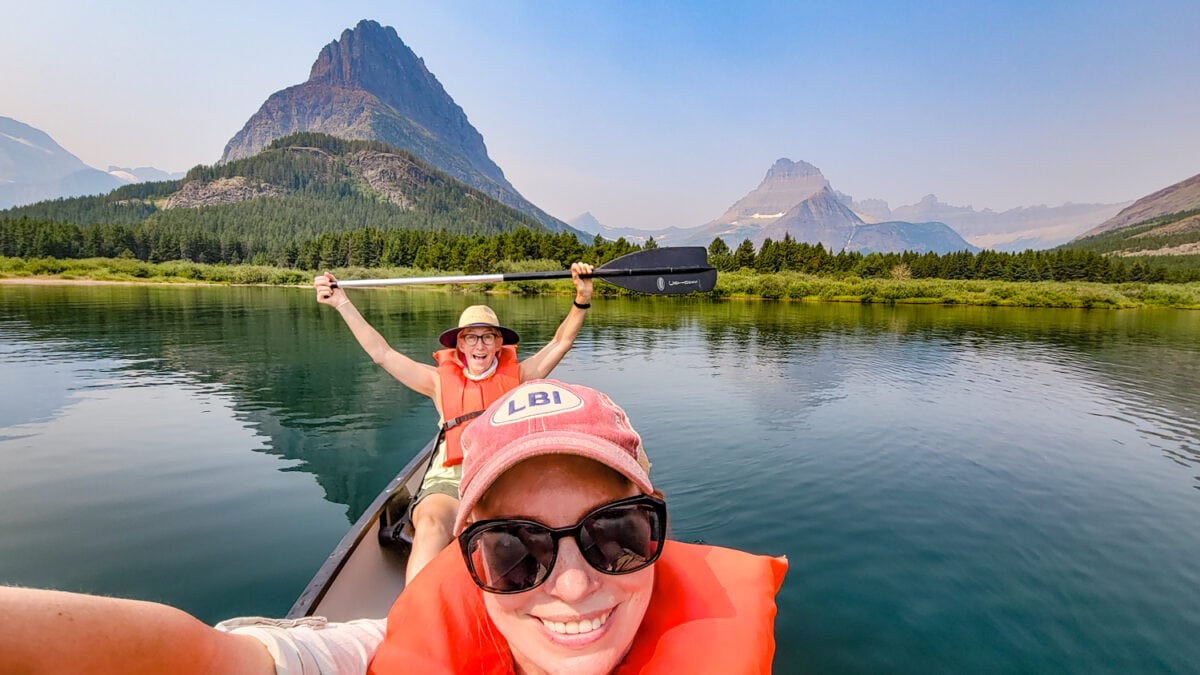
[5,290,1200,671]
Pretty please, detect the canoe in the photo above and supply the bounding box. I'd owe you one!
[286,435,437,621]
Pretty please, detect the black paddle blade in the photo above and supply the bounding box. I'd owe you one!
[594,246,717,294]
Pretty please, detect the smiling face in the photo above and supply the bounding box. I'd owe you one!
[472,455,655,675]
[457,327,503,376]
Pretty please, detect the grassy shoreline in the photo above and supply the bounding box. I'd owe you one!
[3,256,1199,309]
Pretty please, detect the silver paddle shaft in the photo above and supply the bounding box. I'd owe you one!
[334,273,506,288]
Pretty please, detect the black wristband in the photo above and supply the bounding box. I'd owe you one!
[573,300,591,310]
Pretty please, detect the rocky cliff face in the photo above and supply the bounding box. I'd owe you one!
[164,143,456,211]
[220,19,574,234]
[162,176,284,209]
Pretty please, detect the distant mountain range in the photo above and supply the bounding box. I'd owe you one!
[1065,171,1200,259]
[0,116,183,209]
[571,158,1131,254]
[1078,172,1200,239]
[573,159,978,254]
[876,194,1129,251]
[105,165,183,184]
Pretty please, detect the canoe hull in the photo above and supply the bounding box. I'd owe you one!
[287,436,436,620]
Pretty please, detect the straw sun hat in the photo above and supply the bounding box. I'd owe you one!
[438,305,521,349]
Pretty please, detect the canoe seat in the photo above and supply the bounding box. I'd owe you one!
[377,490,414,555]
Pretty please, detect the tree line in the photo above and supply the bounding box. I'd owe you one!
[3,216,1193,283]
[0,217,635,271]
[706,234,1191,282]
[1059,209,1200,256]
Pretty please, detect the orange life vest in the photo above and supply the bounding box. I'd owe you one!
[433,345,521,467]
[367,541,788,674]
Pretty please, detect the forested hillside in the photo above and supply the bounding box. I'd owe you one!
[1060,209,1200,277]
[0,133,553,264]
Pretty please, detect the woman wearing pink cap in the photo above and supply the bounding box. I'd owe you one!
[314,263,594,581]
[1,380,787,674]
[369,379,788,674]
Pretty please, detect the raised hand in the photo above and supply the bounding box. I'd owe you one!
[314,272,350,308]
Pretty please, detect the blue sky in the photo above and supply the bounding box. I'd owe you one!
[2,1,1198,230]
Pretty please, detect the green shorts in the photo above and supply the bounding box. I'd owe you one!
[416,437,462,504]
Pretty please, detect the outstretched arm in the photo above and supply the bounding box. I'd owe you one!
[315,272,439,398]
[0,587,274,675]
[520,262,594,381]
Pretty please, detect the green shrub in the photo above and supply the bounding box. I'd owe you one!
[3,256,1200,308]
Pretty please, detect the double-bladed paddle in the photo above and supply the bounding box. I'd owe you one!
[331,246,717,294]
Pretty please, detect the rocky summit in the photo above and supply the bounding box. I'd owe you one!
[709,158,830,228]
[221,19,572,233]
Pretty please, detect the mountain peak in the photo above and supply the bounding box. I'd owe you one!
[0,116,125,208]
[227,18,473,166]
[765,158,823,181]
[710,158,829,227]
[569,211,603,231]
[306,19,447,120]
[219,19,576,235]
[308,20,398,87]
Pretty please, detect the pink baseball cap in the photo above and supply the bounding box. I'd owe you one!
[454,379,654,534]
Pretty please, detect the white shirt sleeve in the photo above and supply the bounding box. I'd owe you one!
[214,616,386,675]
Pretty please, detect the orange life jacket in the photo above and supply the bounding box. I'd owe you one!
[433,345,521,467]
[367,541,788,674]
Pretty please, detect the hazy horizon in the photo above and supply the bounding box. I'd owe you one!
[2,1,1197,230]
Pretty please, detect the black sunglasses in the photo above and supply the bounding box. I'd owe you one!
[459,494,667,594]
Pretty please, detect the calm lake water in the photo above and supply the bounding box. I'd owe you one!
[2,283,1199,673]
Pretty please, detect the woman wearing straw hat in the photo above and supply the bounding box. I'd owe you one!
[312,263,594,580]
